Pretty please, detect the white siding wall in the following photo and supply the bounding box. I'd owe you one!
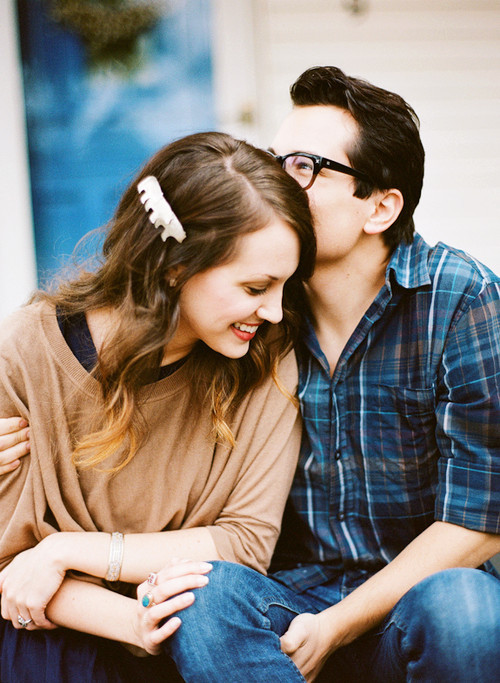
[0,0,37,322]
[213,0,500,272]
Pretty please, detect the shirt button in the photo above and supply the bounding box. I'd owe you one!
[337,512,345,522]
[335,449,342,460]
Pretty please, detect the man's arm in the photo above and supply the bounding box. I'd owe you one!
[281,521,500,681]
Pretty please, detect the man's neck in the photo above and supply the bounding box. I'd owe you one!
[307,240,390,374]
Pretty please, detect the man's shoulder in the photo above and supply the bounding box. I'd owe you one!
[426,241,499,300]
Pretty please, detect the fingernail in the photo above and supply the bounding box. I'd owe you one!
[182,592,195,602]
[197,575,209,586]
[19,419,28,428]
[200,562,213,572]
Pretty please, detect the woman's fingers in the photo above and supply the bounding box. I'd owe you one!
[0,418,30,474]
[139,590,195,654]
[135,560,212,654]
[2,591,56,631]
[0,546,62,631]
[137,567,211,606]
[144,591,195,629]
[156,560,213,583]
[137,560,212,601]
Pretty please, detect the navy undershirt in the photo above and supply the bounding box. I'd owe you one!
[56,309,184,380]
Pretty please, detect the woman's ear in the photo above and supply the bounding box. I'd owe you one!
[364,189,404,235]
[166,265,184,288]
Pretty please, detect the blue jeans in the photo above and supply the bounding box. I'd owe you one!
[167,562,500,682]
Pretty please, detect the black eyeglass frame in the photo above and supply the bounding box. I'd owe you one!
[271,151,373,190]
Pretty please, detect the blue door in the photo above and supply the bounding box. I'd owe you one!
[17,0,215,283]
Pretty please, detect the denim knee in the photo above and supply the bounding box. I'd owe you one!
[174,561,262,627]
[166,561,307,682]
[403,568,500,640]
[387,567,500,682]
[168,560,296,640]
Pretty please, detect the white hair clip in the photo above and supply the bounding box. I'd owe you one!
[137,175,186,243]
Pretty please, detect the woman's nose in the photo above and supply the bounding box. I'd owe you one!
[257,292,283,325]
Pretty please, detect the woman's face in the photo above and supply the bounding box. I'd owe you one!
[165,217,301,362]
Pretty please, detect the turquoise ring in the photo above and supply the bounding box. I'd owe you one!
[141,591,155,608]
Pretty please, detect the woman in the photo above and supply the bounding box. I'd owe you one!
[0,131,315,681]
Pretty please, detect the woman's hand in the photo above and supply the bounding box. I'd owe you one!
[133,560,212,655]
[0,417,30,475]
[0,535,67,630]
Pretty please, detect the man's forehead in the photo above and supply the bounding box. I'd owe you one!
[271,105,357,157]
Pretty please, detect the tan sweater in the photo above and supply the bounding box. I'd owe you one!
[0,302,301,575]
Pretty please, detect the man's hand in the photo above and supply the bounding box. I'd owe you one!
[280,612,333,682]
[0,417,30,475]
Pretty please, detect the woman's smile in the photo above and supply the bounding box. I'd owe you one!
[231,322,261,342]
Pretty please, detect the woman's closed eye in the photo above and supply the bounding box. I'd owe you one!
[246,286,269,296]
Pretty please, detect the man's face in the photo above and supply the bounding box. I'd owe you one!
[271,105,377,266]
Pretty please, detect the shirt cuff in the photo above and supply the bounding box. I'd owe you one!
[436,457,500,534]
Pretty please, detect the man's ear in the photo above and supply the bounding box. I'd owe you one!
[364,189,404,235]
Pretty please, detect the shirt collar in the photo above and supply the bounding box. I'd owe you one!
[301,232,433,366]
[386,232,432,290]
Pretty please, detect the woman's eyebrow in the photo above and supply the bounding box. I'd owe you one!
[242,274,279,281]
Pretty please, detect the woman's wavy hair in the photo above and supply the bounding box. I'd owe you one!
[37,132,316,472]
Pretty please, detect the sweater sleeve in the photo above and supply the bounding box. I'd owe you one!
[0,308,42,568]
[205,352,302,574]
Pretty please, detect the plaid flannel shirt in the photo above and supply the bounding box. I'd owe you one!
[271,233,500,595]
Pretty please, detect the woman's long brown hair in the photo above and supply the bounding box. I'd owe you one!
[36,132,316,472]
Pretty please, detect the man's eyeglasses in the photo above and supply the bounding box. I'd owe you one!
[270,151,372,190]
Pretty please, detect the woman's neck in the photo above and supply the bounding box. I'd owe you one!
[85,307,116,354]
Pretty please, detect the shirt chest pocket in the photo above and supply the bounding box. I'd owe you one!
[366,384,437,472]
[377,384,435,423]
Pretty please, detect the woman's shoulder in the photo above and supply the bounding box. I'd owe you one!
[0,301,54,354]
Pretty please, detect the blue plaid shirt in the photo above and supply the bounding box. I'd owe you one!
[271,233,500,595]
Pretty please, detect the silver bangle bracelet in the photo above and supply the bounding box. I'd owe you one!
[105,531,124,582]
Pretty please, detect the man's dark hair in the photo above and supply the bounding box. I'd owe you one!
[290,66,425,250]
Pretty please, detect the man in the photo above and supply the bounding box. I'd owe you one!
[164,66,500,682]
[2,67,500,681]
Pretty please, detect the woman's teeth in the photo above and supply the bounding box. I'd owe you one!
[233,323,259,333]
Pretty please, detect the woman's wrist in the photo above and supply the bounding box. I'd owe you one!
[105,531,124,582]
[39,531,72,572]
[40,531,110,578]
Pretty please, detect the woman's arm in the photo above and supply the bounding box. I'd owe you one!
[0,417,30,475]
[0,529,219,629]
[42,528,221,585]
[9,561,211,649]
